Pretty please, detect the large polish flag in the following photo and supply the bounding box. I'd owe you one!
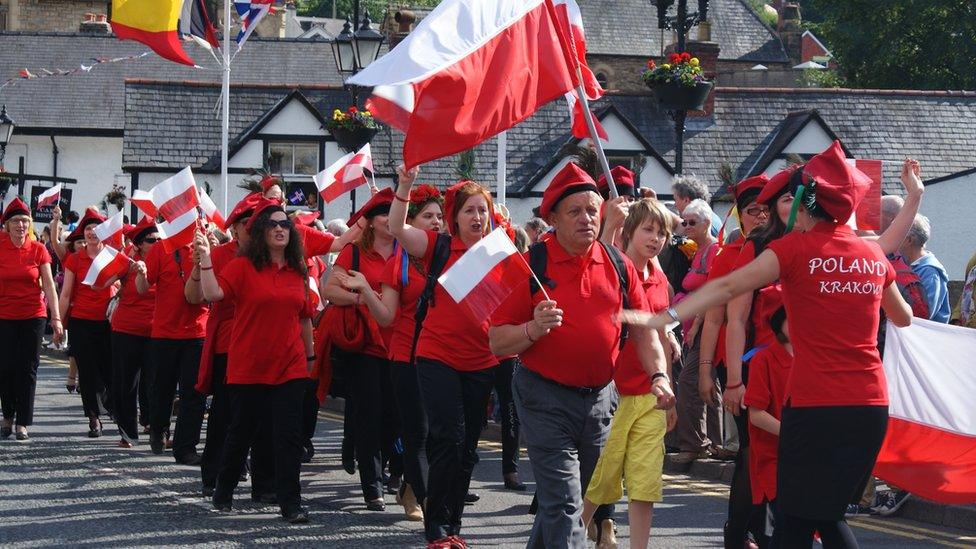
[94,210,125,248]
[437,228,531,321]
[151,167,199,222]
[197,187,226,230]
[82,246,131,287]
[36,184,62,209]
[314,144,374,203]
[348,0,580,169]
[131,190,158,218]
[874,318,976,504]
[156,208,198,254]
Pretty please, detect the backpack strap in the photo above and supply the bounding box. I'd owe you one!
[527,242,556,296]
[599,242,631,351]
[351,244,360,272]
[409,233,453,364]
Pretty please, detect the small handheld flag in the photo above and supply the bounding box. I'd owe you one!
[36,184,62,209]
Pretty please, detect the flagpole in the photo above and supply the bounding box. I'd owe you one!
[221,0,232,215]
[574,83,618,200]
[497,131,507,206]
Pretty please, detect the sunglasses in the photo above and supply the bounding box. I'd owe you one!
[744,206,770,217]
[680,219,698,227]
[142,237,160,244]
[266,219,294,230]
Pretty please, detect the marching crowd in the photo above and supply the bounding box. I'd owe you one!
[3,141,975,549]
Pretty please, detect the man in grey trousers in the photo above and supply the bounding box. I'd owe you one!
[490,163,676,548]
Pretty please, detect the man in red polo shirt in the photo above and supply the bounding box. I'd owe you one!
[490,162,675,548]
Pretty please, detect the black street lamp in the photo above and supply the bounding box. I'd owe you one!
[0,105,15,166]
[654,0,709,174]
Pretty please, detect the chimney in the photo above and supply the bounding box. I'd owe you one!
[80,12,111,34]
[665,38,721,118]
[390,9,416,48]
[778,2,803,64]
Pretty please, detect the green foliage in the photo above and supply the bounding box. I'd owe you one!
[806,0,976,90]
[641,53,708,87]
[797,68,845,88]
[744,0,778,27]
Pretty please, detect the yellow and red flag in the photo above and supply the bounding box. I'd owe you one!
[111,0,196,66]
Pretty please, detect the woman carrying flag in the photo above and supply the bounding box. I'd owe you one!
[0,198,62,441]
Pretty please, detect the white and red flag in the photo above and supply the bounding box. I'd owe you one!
[874,318,976,504]
[437,227,531,321]
[314,144,374,203]
[130,189,158,218]
[82,246,131,287]
[197,186,226,230]
[36,184,62,209]
[93,210,125,248]
[568,92,608,142]
[156,208,198,254]
[348,0,580,169]
[151,167,199,222]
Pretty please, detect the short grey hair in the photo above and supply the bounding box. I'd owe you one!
[524,217,549,233]
[671,175,711,203]
[906,214,931,247]
[682,199,714,225]
[325,218,349,237]
[881,195,904,217]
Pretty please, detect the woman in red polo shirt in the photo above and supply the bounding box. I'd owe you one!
[339,184,443,522]
[623,142,913,548]
[196,199,315,524]
[58,208,113,438]
[109,217,158,447]
[323,189,398,512]
[388,165,499,548]
[0,198,62,441]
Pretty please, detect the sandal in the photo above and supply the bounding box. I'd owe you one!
[66,375,77,393]
[88,418,102,438]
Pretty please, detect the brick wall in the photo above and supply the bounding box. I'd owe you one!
[13,0,108,32]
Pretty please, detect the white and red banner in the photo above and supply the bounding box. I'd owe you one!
[314,144,374,203]
[156,208,198,254]
[82,245,130,287]
[348,0,580,169]
[875,318,976,504]
[93,210,125,248]
[850,158,882,231]
[197,186,226,229]
[36,184,62,209]
[568,92,608,142]
[151,167,199,222]
[130,189,158,218]
[437,227,531,321]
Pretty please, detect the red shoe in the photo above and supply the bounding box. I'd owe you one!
[117,439,133,449]
[447,536,467,549]
[426,539,453,549]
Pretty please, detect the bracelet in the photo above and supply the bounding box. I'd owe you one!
[355,292,362,305]
[666,307,680,323]
[394,192,411,203]
[200,265,213,271]
[524,322,537,343]
[699,359,713,365]
[726,381,743,390]
[651,372,669,383]
[52,317,61,322]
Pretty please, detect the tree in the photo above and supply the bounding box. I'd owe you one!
[806,0,976,90]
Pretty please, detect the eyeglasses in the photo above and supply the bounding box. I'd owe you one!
[680,219,698,227]
[142,237,160,244]
[266,219,294,230]
[744,206,770,217]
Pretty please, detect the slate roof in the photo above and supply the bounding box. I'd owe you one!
[0,32,344,131]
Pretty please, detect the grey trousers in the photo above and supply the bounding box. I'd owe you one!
[513,366,616,549]
[675,335,722,452]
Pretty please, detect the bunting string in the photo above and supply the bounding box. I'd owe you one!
[1,51,154,91]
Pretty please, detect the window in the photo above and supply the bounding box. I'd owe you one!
[267,142,319,176]
[596,72,609,89]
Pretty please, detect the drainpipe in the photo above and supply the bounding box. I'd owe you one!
[50,134,59,180]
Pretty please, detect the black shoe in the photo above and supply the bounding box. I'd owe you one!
[149,430,164,455]
[342,455,356,475]
[385,476,401,495]
[365,498,386,511]
[464,492,480,504]
[175,453,203,466]
[202,486,214,498]
[15,430,29,442]
[301,444,314,464]
[251,493,278,504]
[0,425,12,439]
[87,419,102,438]
[283,508,309,524]
[503,473,526,491]
[212,499,232,512]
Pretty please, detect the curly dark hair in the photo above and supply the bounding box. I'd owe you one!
[245,207,308,276]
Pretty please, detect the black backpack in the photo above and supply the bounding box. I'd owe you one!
[410,233,453,363]
[527,241,632,350]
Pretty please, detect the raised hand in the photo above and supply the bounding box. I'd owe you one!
[900,158,923,197]
[193,229,210,259]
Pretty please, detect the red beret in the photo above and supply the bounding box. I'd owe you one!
[596,166,637,198]
[540,162,599,218]
[757,164,801,207]
[293,210,321,227]
[124,216,157,242]
[66,208,107,242]
[226,192,264,227]
[244,198,286,233]
[735,174,769,200]
[260,175,281,192]
[2,197,30,223]
[347,188,394,228]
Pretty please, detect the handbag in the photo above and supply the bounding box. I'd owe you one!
[321,245,370,352]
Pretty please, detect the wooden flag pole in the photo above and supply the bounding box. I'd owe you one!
[497,131,507,206]
[574,84,618,199]
[220,0,232,214]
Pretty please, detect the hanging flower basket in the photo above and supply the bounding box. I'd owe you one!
[647,80,714,111]
[641,52,713,111]
[330,125,379,153]
[327,106,380,153]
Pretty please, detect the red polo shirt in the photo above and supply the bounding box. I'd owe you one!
[706,237,744,366]
[298,224,336,257]
[382,250,427,364]
[767,222,894,407]
[144,243,208,339]
[63,250,114,321]
[492,238,649,387]
[334,244,393,359]
[732,240,781,355]
[613,260,671,395]
[0,233,50,320]
[111,250,155,337]
[208,241,240,354]
[743,339,792,504]
[417,231,498,372]
[217,257,313,385]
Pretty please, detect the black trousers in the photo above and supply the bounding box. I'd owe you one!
[0,318,45,426]
[302,378,320,450]
[214,379,306,515]
[417,358,493,541]
[494,358,521,475]
[111,331,152,440]
[70,318,113,419]
[391,360,429,503]
[149,337,205,460]
[350,353,398,501]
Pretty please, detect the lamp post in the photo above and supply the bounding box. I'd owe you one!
[329,2,384,215]
[0,105,15,167]
[654,0,708,174]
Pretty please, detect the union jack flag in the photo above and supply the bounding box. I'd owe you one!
[235,0,274,51]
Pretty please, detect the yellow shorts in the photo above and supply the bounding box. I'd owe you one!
[585,393,666,504]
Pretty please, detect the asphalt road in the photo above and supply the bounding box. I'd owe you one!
[1,360,973,548]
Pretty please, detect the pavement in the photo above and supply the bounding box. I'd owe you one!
[1,358,975,548]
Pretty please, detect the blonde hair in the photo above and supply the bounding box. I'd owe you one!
[621,198,672,250]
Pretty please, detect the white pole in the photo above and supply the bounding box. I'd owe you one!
[496,131,507,206]
[221,0,232,214]
[574,84,618,199]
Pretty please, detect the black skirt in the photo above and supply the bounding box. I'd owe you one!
[776,405,888,521]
